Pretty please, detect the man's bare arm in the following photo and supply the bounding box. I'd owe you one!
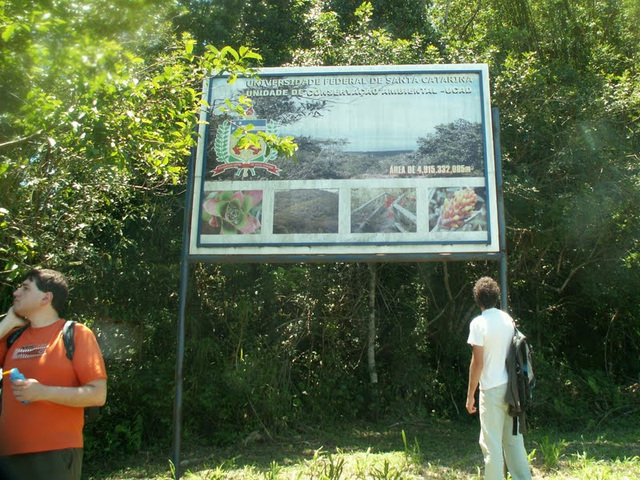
[466,345,484,414]
[11,378,107,407]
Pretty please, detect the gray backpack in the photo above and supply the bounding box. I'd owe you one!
[505,325,535,434]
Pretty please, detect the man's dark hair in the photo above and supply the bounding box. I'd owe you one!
[473,276,500,309]
[24,268,69,316]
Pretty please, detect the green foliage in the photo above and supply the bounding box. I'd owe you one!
[2,0,640,463]
[87,419,640,478]
[0,25,263,276]
[0,0,297,459]
[530,349,640,432]
[172,0,312,66]
[537,436,568,470]
[369,459,404,480]
[173,0,640,448]
[416,119,483,170]
[290,0,441,66]
[401,429,422,465]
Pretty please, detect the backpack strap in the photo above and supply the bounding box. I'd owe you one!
[62,320,76,361]
[6,325,29,349]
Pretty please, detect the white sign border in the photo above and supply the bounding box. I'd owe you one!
[188,64,500,260]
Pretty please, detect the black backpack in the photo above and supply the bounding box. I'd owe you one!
[4,320,102,423]
[505,324,535,435]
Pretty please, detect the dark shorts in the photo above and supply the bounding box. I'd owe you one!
[2,448,83,480]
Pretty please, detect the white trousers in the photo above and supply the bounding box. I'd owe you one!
[479,383,532,480]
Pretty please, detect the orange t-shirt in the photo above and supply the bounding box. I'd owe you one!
[0,320,107,455]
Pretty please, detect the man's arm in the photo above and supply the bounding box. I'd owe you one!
[466,344,484,414]
[11,378,107,407]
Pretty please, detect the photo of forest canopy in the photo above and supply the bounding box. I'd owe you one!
[273,188,339,234]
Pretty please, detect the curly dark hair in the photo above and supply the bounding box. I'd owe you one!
[473,276,500,309]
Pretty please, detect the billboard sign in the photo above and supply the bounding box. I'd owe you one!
[189,64,500,261]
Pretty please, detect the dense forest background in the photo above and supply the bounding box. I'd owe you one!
[1,0,639,459]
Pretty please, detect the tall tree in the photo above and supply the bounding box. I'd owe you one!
[172,0,311,65]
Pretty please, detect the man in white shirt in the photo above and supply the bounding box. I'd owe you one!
[466,276,532,480]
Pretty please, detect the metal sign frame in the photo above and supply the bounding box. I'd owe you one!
[189,64,500,262]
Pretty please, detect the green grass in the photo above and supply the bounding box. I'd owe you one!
[85,418,640,479]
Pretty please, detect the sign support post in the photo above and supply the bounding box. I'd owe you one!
[172,142,198,480]
[492,107,509,311]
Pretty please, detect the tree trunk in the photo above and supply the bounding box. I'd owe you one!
[367,263,378,385]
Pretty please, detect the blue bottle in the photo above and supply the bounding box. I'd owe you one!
[9,368,25,382]
[5,368,29,404]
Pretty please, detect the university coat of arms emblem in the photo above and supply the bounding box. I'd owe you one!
[212,115,280,178]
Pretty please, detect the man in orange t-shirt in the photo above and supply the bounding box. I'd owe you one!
[0,269,107,480]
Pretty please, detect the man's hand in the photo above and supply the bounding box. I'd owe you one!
[10,377,44,403]
[466,396,477,414]
[466,345,483,415]
[0,306,29,341]
[3,307,29,330]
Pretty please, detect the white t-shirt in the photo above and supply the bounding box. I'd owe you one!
[467,307,514,390]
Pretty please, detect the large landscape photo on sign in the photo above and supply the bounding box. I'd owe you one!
[190,65,500,259]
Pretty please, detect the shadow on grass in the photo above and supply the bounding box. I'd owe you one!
[85,417,482,479]
[528,420,640,463]
[84,416,640,479]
